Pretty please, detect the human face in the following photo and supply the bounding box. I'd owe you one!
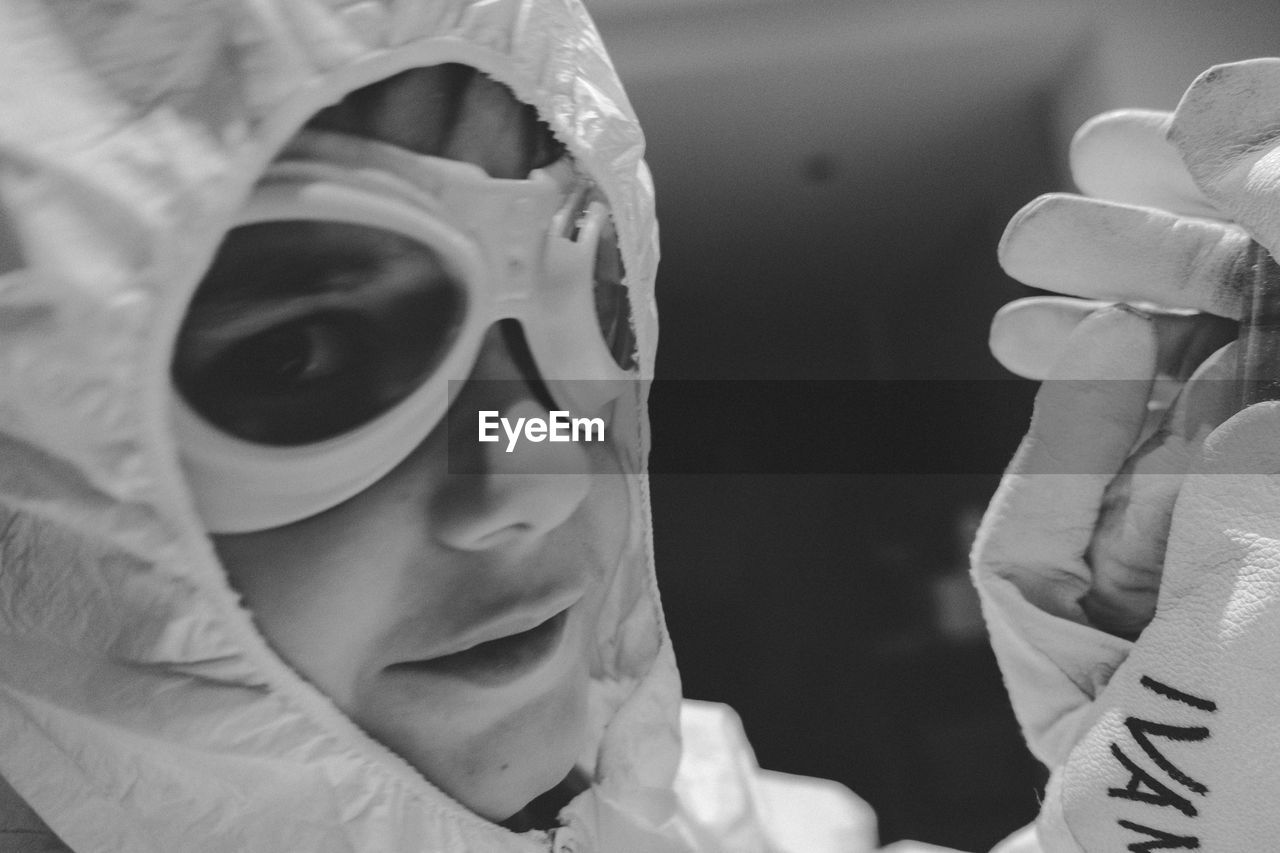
[185,67,636,821]
[212,319,631,821]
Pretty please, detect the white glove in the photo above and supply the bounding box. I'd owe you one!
[977,58,1280,852]
[989,104,1252,637]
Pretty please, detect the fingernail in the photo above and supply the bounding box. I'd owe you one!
[1109,303,1153,321]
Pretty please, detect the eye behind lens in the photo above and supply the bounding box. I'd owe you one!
[173,221,468,446]
[178,312,381,445]
[224,316,358,392]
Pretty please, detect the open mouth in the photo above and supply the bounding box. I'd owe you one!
[387,609,570,687]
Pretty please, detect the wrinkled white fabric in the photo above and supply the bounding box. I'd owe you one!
[0,2,871,851]
[674,701,876,853]
[980,58,1280,853]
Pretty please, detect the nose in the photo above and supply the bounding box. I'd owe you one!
[431,325,592,551]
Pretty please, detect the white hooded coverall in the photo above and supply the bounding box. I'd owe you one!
[0,1,882,851]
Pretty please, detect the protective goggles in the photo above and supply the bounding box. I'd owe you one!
[172,131,636,534]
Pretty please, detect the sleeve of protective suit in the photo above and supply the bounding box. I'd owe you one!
[671,701,878,853]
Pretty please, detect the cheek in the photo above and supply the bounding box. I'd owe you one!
[212,506,417,709]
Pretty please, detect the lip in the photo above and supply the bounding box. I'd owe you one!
[424,584,582,656]
[385,607,572,688]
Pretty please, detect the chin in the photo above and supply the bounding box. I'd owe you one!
[466,729,584,822]
[368,659,594,823]
[475,662,595,822]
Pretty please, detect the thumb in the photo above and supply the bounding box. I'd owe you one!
[1171,58,1280,258]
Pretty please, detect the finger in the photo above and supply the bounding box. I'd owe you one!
[990,296,1236,381]
[1071,109,1222,220]
[978,306,1157,619]
[989,296,1102,379]
[1082,343,1238,636]
[1000,193,1252,319]
[1171,58,1280,254]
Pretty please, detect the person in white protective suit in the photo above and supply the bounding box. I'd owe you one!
[0,1,896,850]
[974,58,1280,852]
[0,1,1228,851]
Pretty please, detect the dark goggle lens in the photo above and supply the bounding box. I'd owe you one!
[589,211,637,372]
[173,221,466,445]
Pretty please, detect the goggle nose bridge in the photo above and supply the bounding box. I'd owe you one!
[431,164,576,306]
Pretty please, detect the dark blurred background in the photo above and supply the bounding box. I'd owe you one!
[589,1,1280,849]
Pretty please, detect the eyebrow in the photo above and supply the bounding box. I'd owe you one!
[180,248,454,364]
[181,293,348,361]
[198,219,454,294]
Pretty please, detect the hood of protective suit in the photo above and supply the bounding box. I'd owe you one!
[0,2,679,850]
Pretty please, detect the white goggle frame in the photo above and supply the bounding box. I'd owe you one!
[174,131,633,533]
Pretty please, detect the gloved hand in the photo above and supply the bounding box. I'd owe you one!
[985,100,1267,637]
[978,59,1280,851]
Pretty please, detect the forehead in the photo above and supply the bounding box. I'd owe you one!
[303,64,566,179]
[182,62,577,306]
